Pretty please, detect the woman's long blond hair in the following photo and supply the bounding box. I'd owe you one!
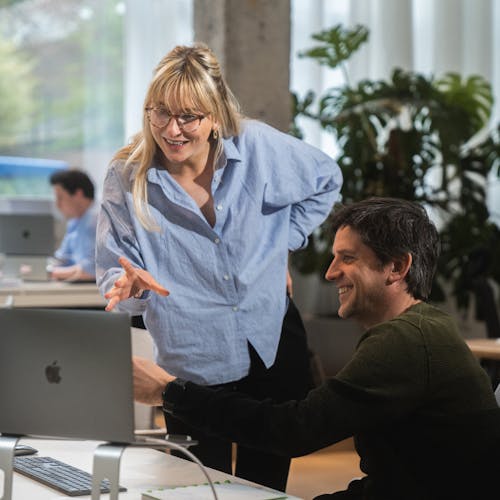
[113,43,241,230]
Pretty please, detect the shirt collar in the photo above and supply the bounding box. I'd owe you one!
[221,135,242,164]
[146,137,242,185]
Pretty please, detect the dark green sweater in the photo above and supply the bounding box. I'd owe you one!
[164,302,500,499]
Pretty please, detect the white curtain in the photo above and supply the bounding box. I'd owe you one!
[292,0,499,123]
[291,0,500,212]
[123,0,194,143]
[119,0,499,209]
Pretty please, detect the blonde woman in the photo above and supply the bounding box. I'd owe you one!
[96,43,342,490]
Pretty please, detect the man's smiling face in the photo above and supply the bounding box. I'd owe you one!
[325,225,393,328]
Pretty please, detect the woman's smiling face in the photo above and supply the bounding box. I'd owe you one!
[148,105,217,169]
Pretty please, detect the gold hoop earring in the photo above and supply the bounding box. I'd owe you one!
[212,129,219,140]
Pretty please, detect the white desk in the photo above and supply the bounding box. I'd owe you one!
[11,438,299,499]
[0,281,107,308]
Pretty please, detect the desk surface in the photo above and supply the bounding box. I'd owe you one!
[11,438,298,499]
[465,338,500,361]
[0,280,107,308]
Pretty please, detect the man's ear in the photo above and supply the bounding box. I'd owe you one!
[386,253,412,285]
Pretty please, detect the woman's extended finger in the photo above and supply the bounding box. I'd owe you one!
[105,295,121,312]
[104,285,122,299]
[118,256,136,274]
[150,281,170,296]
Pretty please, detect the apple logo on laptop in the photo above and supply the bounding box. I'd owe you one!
[22,230,31,239]
[45,361,62,384]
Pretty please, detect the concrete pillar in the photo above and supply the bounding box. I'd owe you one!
[194,0,291,131]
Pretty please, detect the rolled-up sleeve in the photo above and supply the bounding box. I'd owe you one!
[260,125,342,251]
[95,162,148,316]
[288,152,342,251]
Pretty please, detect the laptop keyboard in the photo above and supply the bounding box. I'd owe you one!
[13,455,127,497]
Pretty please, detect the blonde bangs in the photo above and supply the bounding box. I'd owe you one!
[148,67,218,118]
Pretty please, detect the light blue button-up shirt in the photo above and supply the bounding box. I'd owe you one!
[96,120,342,385]
[55,203,98,277]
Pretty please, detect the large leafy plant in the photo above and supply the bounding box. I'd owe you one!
[291,25,500,310]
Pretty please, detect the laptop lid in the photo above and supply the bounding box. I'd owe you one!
[0,308,136,443]
[0,213,55,256]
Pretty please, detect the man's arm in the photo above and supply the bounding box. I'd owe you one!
[133,357,359,457]
[50,263,95,281]
[133,356,175,405]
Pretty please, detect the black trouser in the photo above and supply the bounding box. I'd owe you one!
[163,298,314,492]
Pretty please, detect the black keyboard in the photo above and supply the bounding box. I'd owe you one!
[13,455,127,497]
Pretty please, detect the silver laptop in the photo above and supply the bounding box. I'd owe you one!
[0,213,55,256]
[1,255,50,281]
[0,308,136,443]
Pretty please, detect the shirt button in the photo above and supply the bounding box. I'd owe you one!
[216,204,223,211]
[214,237,221,244]
[232,306,238,312]
[223,274,230,281]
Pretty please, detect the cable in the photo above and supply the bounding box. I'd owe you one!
[140,436,219,500]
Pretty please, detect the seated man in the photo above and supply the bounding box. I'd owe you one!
[132,198,500,499]
[49,169,97,281]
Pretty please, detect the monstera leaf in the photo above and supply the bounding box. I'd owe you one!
[299,24,369,70]
[436,73,493,133]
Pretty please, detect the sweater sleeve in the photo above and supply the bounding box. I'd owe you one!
[164,378,358,457]
[163,321,428,458]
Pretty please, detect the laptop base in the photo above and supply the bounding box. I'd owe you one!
[0,434,21,500]
[91,443,126,500]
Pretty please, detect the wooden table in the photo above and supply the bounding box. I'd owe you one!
[465,338,500,361]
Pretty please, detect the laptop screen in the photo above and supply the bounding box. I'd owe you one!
[0,308,136,443]
[0,213,55,256]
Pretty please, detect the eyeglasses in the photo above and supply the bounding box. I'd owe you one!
[145,107,205,132]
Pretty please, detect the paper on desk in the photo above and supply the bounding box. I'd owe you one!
[141,481,292,499]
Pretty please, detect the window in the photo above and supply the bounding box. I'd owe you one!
[0,0,125,197]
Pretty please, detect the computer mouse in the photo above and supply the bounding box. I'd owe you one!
[14,444,38,456]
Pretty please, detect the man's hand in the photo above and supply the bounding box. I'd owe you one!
[133,356,175,406]
[50,264,94,282]
[104,256,169,311]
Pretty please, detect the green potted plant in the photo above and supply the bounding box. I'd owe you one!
[291,24,500,319]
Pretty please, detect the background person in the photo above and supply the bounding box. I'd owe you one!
[95,43,342,491]
[49,168,97,281]
[133,197,500,500]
